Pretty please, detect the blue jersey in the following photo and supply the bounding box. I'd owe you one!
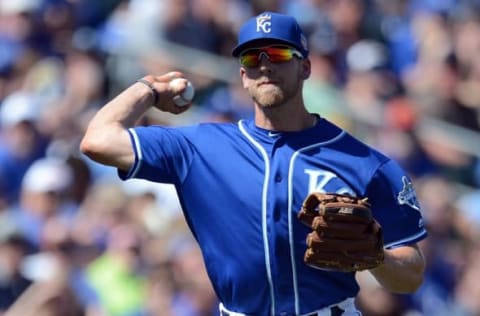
[120,117,427,316]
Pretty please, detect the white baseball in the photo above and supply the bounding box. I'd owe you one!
[169,78,195,107]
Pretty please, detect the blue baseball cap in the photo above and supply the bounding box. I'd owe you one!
[232,12,309,58]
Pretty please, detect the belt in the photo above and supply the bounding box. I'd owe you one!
[219,304,345,316]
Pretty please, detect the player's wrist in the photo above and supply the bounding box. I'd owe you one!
[135,77,159,107]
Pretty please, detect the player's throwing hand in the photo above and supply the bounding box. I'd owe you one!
[136,72,194,114]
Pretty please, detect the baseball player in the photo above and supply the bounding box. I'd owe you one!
[80,12,427,316]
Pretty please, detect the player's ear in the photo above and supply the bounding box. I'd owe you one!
[302,58,311,80]
[240,68,249,89]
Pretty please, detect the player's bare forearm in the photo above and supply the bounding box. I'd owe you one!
[80,80,154,170]
[369,244,425,293]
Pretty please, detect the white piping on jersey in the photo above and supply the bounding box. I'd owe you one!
[384,228,427,249]
[287,131,346,314]
[128,128,142,178]
[238,121,275,316]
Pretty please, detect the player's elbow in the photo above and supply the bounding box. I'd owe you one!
[80,126,134,170]
[404,249,427,293]
[80,127,117,164]
[377,271,424,294]
[407,262,426,293]
[409,275,425,293]
[371,245,426,294]
[394,273,424,294]
[80,133,105,161]
[388,258,426,294]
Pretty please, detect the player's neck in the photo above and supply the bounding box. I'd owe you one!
[255,106,317,132]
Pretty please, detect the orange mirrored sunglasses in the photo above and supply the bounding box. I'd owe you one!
[239,45,303,67]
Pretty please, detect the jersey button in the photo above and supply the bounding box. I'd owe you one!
[275,174,282,182]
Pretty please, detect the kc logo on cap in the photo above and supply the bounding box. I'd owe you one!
[256,13,272,33]
[232,11,309,58]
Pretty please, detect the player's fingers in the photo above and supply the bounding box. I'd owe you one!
[141,73,182,96]
[167,102,191,114]
[169,78,188,94]
[157,71,184,82]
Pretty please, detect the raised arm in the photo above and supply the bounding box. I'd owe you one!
[80,72,190,171]
[370,243,425,293]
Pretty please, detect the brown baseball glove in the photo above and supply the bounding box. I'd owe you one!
[297,192,384,272]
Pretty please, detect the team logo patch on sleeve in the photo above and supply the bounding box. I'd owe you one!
[397,176,421,211]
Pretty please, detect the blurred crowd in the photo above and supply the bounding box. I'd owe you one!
[0,0,480,315]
